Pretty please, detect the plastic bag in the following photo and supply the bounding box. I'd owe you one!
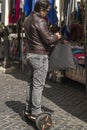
[49,41,75,72]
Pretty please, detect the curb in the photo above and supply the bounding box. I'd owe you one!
[0,66,16,74]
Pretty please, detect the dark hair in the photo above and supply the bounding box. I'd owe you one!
[34,0,51,12]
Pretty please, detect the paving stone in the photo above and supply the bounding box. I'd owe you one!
[0,67,87,130]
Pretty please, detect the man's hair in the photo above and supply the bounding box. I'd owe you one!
[34,0,51,12]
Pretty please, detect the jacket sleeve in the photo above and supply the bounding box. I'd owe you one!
[37,19,58,45]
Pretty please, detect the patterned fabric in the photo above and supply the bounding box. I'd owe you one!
[72,47,85,66]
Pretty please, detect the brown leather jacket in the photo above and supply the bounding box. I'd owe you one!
[24,11,58,55]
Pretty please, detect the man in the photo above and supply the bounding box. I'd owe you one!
[24,0,61,119]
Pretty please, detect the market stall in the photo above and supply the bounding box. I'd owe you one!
[0,0,25,68]
[49,0,87,90]
[64,0,87,89]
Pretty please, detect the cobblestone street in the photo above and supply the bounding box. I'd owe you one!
[0,66,87,130]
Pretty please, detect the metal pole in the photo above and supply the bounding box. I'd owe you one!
[3,27,10,68]
[84,0,87,91]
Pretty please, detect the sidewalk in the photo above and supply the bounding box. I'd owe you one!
[0,65,87,130]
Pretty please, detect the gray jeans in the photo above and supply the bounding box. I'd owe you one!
[26,53,48,116]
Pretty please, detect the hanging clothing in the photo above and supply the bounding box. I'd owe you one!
[9,0,16,20]
[72,47,85,66]
[9,0,20,23]
[47,0,58,25]
[70,23,83,41]
[24,0,32,16]
[64,0,78,31]
[59,0,64,22]
[32,0,38,11]
[20,0,25,9]
[75,2,83,24]
[64,0,69,17]
[1,0,9,26]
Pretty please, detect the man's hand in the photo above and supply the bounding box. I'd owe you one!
[55,32,61,40]
[61,39,68,44]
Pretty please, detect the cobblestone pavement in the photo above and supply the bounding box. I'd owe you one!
[0,67,87,130]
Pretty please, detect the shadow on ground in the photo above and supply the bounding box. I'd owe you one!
[5,100,53,129]
[44,78,87,123]
[6,64,87,124]
[5,101,37,129]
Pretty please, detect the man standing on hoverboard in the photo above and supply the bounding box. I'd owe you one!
[24,0,61,119]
